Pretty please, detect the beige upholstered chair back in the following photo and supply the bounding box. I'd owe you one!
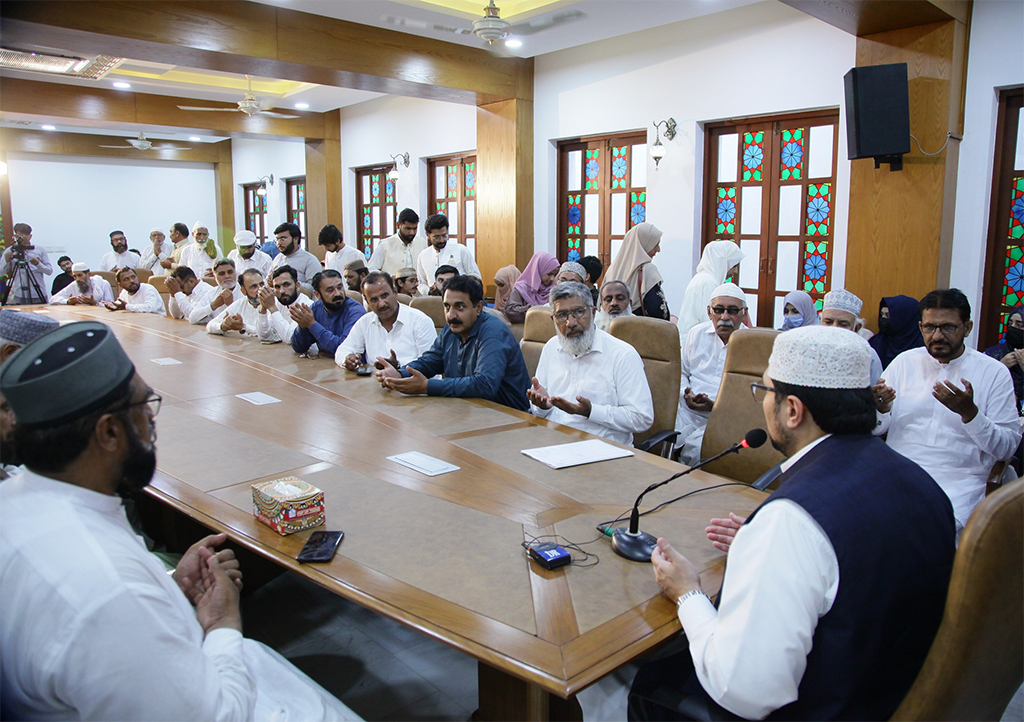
[345,289,363,304]
[396,293,412,306]
[699,327,785,483]
[411,296,447,333]
[202,276,217,286]
[147,276,171,314]
[135,268,154,284]
[483,307,511,327]
[607,316,679,448]
[519,306,554,379]
[95,270,118,290]
[892,479,1023,721]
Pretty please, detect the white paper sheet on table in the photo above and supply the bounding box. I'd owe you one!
[236,391,282,405]
[151,357,182,366]
[387,451,460,477]
[521,439,634,469]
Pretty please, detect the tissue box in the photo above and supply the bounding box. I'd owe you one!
[252,477,325,535]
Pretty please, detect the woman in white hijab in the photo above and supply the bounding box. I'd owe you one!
[676,241,745,335]
[603,223,669,319]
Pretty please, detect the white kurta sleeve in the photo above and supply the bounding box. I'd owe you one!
[49,284,73,305]
[679,499,838,720]
[461,246,482,279]
[335,314,370,365]
[962,365,1021,460]
[587,347,654,435]
[255,308,279,342]
[97,279,114,304]
[207,308,231,335]
[125,285,166,314]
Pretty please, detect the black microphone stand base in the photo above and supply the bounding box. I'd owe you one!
[612,528,658,563]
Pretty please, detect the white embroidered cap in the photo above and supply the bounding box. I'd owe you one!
[192,221,209,233]
[233,230,258,247]
[710,282,746,304]
[822,288,863,317]
[71,262,89,272]
[149,227,165,235]
[767,325,872,389]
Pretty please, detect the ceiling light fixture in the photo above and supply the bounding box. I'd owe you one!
[256,174,274,197]
[650,118,677,171]
[41,124,56,131]
[189,136,202,142]
[294,102,309,109]
[112,81,131,89]
[0,160,7,176]
[504,38,522,48]
[473,1,510,45]
[388,152,410,181]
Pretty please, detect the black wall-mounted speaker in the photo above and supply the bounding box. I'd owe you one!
[844,63,911,162]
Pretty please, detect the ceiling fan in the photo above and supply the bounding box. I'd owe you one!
[98,132,191,151]
[177,75,299,119]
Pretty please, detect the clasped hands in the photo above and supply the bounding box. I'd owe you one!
[172,533,243,634]
[526,377,592,418]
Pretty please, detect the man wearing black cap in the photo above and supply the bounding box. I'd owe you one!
[0,322,357,720]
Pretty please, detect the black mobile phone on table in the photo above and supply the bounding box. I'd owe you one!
[296,530,344,563]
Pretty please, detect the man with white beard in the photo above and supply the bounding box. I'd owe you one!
[183,258,242,325]
[137,228,174,276]
[49,263,114,306]
[527,281,653,446]
[595,280,634,332]
[675,282,749,464]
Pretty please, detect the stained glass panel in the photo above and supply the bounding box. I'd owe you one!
[447,165,458,199]
[298,184,305,210]
[716,187,737,235]
[611,146,629,190]
[465,162,476,198]
[803,240,829,295]
[1009,176,1024,240]
[362,206,371,241]
[567,237,581,263]
[435,200,445,213]
[585,149,600,191]
[806,183,831,236]
[630,191,646,228]
[780,128,804,181]
[1004,245,1024,306]
[371,174,380,203]
[567,194,582,235]
[385,179,395,204]
[742,131,764,182]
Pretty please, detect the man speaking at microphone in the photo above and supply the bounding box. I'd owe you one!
[630,326,956,721]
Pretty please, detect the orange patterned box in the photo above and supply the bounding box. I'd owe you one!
[252,477,325,535]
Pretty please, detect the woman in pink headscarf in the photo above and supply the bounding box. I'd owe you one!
[492,264,521,314]
[504,252,560,323]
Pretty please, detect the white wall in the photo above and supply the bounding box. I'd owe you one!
[231,137,306,247]
[340,95,476,244]
[950,0,1024,346]
[533,0,856,314]
[6,153,216,271]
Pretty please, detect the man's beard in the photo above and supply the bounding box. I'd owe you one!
[322,296,346,313]
[127,282,140,294]
[278,290,299,306]
[246,294,260,307]
[76,280,91,294]
[595,305,631,332]
[557,323,597,357]
[115,418,157,495]
[928,338,964,360]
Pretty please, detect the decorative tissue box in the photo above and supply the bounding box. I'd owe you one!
[252,477,325,535]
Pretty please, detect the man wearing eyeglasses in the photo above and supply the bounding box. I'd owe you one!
[414,213,481,291]
[674,283,749,464]
[527,281,653,445]
[873,288,1019,536]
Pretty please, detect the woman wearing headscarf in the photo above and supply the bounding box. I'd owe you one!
[604,222,669,320]
[504,252,560,323]
[984,305,1024,416]
[779,290,821,330]
[492,265,520,314]
[677,240,745,335]
[869,295,924,369]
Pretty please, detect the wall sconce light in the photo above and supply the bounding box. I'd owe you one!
[256,174,274,196]
[388,152,410,181]
[650,118,677,171]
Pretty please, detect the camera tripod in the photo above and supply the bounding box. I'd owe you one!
[1,253,48,306]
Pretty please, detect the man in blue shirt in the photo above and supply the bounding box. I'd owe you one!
[290,269,365,355]
[376,274,530,411]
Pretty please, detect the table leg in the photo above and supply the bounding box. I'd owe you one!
[475,662,582,722]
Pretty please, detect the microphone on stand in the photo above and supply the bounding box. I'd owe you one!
[611,428,768,563]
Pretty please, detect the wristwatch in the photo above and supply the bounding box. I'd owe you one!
[676,588,709,607]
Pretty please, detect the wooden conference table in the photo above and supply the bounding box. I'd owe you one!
[35,305,766,721]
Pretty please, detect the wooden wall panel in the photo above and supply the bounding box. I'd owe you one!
[214,140,234,252]
[779,0,967,36]
[844,19,968,328]
[0,128,221,162]
[477,96,534,294]
[305,111,343,261]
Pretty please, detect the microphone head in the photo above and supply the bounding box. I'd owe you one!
[741,428,768,449]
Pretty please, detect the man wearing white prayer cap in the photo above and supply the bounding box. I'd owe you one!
[178,221,222,278]
[821,288,883,383]
[674,282,748,464]
[137,227,174,276]
[227,229,273,277]
[632,326,955,721]
[49,263,114,307]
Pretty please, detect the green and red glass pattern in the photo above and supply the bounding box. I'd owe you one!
[447,165,458,199]
[742,131,764,182]
[362,205,371,240]
[385,179,395,204]
[567,194,582,235]
[297,184,305,210]
[611,146,629,190]
[806,183,831,236]
[465,162,476,198]
[435,200,445,214]
[780,128,804,181]
[630,191,646,227]
[567,237,581,263]
[716,187,737,235]
[1009,176,1024,240]
[803,240,828,294]
[1004,245,1024,306]
[371,174,381,203]
[585,148,600,191]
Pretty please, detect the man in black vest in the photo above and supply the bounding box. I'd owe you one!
[630,325,956,721]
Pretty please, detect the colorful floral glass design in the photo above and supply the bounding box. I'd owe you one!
[630,192,646,227]
[297,185,305,209]
[465,163,476,198]
[435,200,445,214]
[447,165,458,198]
[742,131,764,182]
[806,183,831,236]
[1009,177,1024,240]
[567,194,582,235]
[567,238,581,263]
[779,128,804,181]
[612,146,629,190]
[385,180,395,204]
[1004,245,1024,307]
[585,149,600,191]
[716,187,737,235]
[371,174,380,203]
[803,240,828,295]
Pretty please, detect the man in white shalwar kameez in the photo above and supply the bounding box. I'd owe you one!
[676,241,745,336]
